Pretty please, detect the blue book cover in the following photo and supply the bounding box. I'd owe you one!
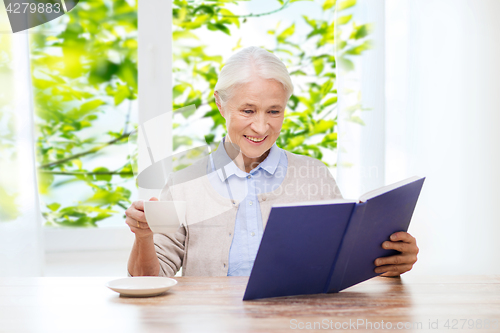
[243,176,425,300]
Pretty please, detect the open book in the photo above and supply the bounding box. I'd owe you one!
[243,176,425,300]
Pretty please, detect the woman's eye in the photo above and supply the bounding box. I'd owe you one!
[269,110,280,114]
[243,110,253,114]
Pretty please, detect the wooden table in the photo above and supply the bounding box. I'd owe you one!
[0,276,499,333]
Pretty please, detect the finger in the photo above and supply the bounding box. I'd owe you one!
[380,271,401,277]
[134,219,148,229]
[374,254,417,266]
[125,217,151,232]
[390,231,415,243]
[137,221,151,231]
[132,200,145,211]
[382,241,418,254]
[125,207,147,223]
[125,217,140,231]
[150,197,159,201]
[125,216,141,228]
[374,263,413,275]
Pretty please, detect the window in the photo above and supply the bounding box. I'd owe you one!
[7,0,361,255]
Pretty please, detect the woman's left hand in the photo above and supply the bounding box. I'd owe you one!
[374,231,419,277]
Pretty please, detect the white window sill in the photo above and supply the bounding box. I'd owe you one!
[44,226,135,253]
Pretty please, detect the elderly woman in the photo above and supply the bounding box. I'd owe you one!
[126,46,419,278]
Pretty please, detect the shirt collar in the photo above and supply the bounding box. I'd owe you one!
[210,136,281,182]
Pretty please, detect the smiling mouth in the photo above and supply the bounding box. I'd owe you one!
[244,135,267,143]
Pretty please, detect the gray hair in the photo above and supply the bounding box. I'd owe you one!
[214,46,294,105]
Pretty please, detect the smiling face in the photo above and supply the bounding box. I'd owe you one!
[215,77,288,172]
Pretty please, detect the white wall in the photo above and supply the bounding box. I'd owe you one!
[385,0,500,275]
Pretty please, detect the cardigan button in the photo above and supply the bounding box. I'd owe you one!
[262,196,267,201]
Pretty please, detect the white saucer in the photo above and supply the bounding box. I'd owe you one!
[106,277,178,297]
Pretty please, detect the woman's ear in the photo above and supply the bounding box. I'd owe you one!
[214,91,225,119]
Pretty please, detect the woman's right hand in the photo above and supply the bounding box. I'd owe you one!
[126,197,161,276]
[125,197,158,239]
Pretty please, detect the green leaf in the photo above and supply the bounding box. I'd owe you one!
[37,172,54,195]
[290,70,307,76]
[321,80,334,95]
[114,85,130,106]
[33,79,56,89]
[115,186,131,200]
[337,14,352,25]
[74,159,83,170]
[80,100,105,114]
[204,134,215,145]
[47,203,61,212]
[345,40,373,55]
[92,167,112,182]
[219,8,240,28]
[89,60,119,85]
[232,38,242,51]
[277,23,295,42]
[119,164,134,179]
[288,136,305,148]
[192,5,215,16]
[352,23,373,39]
[86,189,126,206]
[322,132,338,143]
[338,0,356,11]
[276,48,293,56]
[313,58,324,75]
[173,30,199,40]
[173,83,188,100]
[302,15,316,29]
[181,14,211,30]
[323,0,336,10]
[207,23,231,35]
[117,59,138,90]
[312,120,335,135]
[323,96,338,107]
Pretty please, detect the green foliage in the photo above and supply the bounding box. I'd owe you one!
[172,0,371,165]
[0,28,21,222]
[30,0,137,227]
[335,4,372,126]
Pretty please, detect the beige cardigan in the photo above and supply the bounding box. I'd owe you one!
[155,150,343,277]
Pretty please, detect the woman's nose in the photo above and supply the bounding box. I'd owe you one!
[250,114,268,134]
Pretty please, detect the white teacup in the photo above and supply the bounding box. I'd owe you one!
[143,201,187,234]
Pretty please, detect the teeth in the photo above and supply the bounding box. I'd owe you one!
[246,135,265,142]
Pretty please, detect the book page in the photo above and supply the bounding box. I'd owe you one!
[358,176,422,203]
[272,199,357,208]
